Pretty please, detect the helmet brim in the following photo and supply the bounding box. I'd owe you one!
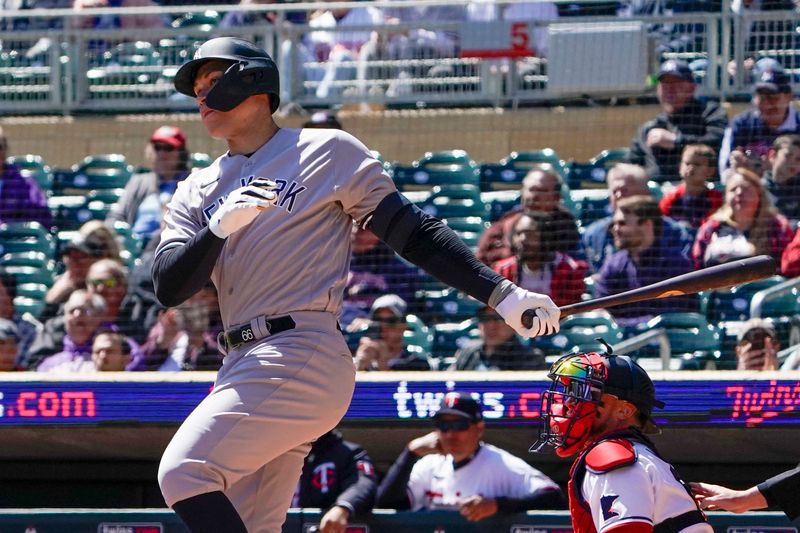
[174,57,237,97]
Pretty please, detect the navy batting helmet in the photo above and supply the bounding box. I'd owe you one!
[174,37,280,113]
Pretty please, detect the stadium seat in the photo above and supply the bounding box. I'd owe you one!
[565,148,628,190]
[0,251,51,270]
[569,188,610,228]
[0,221,50,241]
[53,154,133,195]
[479,149,567,191]
[480,190,519,221]
[534,311,624,356]
[418,288,485,324]
[417,184,490,219]
[343,313,433,356]
[15,282,47,301]
[392,150,480,191]
[0,265,53,288]
[171,10,221,30]
[640,312,722,370]
[189,152,213,169]
[7,154,53,192]
[49,195,99,231]
[431,318,480,362]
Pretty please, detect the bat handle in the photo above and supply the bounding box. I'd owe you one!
[521,306,574,329]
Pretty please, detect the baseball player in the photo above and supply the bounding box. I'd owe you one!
[152,36,561,533]
[532,348,712,533]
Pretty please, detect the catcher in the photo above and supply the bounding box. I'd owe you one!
[532,346,712,533]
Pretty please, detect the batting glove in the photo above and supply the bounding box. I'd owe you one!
[495,285,560,337]
[209,178,278,239]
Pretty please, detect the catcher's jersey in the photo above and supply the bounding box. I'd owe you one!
[156,128,396,328]
[581,443,713,533]
[407,443,560,511]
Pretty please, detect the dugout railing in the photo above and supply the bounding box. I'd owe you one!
[1,0,800,114]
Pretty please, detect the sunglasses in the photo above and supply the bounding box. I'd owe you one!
[153,144,178,152]
[88,277,120,289]
[435,419,472,432]
[373,316,405,326]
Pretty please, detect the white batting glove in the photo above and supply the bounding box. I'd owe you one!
[209,179,278,239]
[495,285,560,337]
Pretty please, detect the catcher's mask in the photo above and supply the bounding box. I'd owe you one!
[531,343,664,458]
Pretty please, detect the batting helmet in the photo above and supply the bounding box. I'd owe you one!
[173,37,280,113]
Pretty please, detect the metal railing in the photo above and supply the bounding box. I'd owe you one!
[0,1,799,113]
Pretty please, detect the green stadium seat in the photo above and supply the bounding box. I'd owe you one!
[534,311,624,357]
[0,251,51,270]
[343,313,433,356]
[87,188,125,205]
[418,289,484,324]
[49,195,98,231]
[565,148,628,190]
[480,190,519,222]
[479,149,568,191]
[53,155,133,195]
[417,184,490,219]
[13,296,45,319]
[0,265,53,288]
[0,234,56,258]
[569,188,610,228]
[431,318,480,362]
[703,276,788,323]
[171,10,221,30]
[109,221,144,258]
[7,154,53,192]
[392,150,480,191]
[440,216,486,234]
[189,152,213,169]
[640,312,721,370]
[15,282,47,301]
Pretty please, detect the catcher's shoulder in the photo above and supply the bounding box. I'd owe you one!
[585,439,637,474]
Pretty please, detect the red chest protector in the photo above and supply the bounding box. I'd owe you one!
[567,428,706,533]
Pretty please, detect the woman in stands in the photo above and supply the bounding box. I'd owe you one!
[692,168,793,269]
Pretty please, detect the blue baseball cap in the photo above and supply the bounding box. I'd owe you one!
[657,59,694,82]
[754,67,792,94]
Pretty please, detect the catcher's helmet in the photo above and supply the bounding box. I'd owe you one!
[531,348,665,458]
[174,37,280,113]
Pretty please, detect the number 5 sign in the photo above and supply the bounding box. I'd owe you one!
[460,20,535,58]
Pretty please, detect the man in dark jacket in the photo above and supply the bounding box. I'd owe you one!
[627,59,728,183]
[294,429,378,533]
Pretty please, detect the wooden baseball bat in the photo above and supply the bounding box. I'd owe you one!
[521,255,778,327]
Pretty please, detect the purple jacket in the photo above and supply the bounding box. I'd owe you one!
[594,240,698,326]
[0,164,52,228]
[36,335,93,372]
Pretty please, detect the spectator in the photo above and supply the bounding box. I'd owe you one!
[626,59,727,183]
[36,289,106,373]
[693,168,793,269]
[376,392,565,518]
[91,328,132,371]
[595,195,698,328]
[659,143,724,232]
[107,126,191,245]
[0,273,39,365]
[86,258,146,342]
[293,428,378,533]
[353,294,431,371]
[0,318,20,371]
[781,226,800,277]
[71,0,167,31]
[0,126,52,228]
[720,65,800,177]
[763,134,800,222]
[476,167,581,265]
[448,305,547,371]
[735,318,779,371]
[42,228,109,321]
[492,211,587,306]
[134,284,221,371]
[582,163,694,273]
[220,0,282,28]
[343,225,419,328]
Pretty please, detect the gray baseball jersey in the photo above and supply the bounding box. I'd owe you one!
[157,128,396,328]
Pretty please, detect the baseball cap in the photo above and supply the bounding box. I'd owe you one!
[63,232,107,257]
[370,294,407,319]
[657,59,694,82]
[434,392,482,422]
[754,67,792,94]
[150,126,187,149]
[736,318,777,343]
[602,354,665,433]
[0,319,18,341]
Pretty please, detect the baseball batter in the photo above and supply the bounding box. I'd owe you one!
[533,349,713,533]
[153,36,560,533]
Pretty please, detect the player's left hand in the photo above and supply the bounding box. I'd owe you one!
[496,285,560,337]
[459,495,498,521]
[319,505,350,533]
[208,178,278,238]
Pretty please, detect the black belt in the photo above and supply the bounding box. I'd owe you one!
[654,510,707,533]
[218,315,296,352]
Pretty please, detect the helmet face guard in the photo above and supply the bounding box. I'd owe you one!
[205,59,280,113]
[532,352,608,457]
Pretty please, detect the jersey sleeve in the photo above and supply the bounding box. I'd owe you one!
[331,131,397,225]
[583,462,655,533]
[156,176,205,257]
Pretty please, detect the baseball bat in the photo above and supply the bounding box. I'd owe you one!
[521,255,778,328]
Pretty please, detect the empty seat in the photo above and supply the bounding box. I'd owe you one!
[480,149,568,192]
[53,154,133,195]
[417,184,490,219]
[565,148,628,190]
[7,154,53,192]
[392,150,480,191]
[0,265,53,287]
[534,311,624,356]
[431,318,480,361]
[0,251,50,270]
